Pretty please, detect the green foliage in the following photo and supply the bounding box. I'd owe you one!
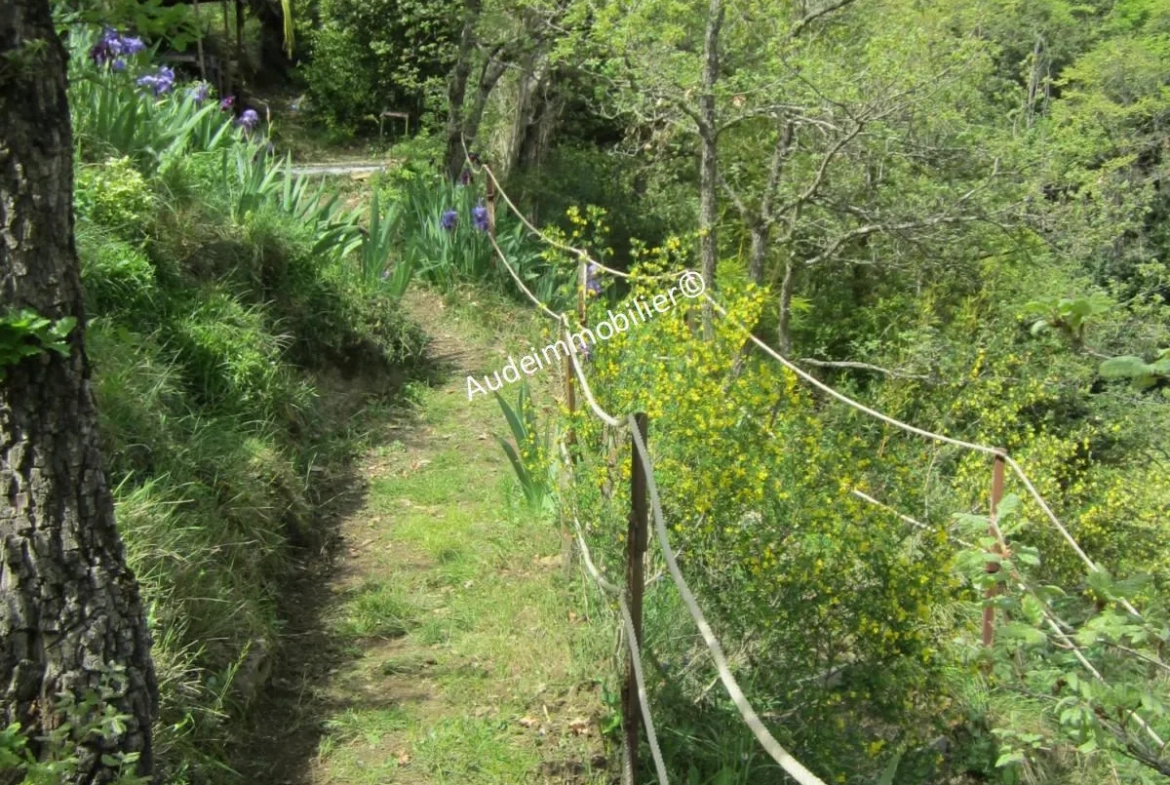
[380,174,573,309]
[57,17,429,782]
[1023,294,1113,344]
[1098,349,1170,391]
[493,383,553,511]
[359,188,412,297]
[75,156,154,236]
[69,38,237,174]
[0,310,76,380]
[304,0,459,132]
[0,669,148,785]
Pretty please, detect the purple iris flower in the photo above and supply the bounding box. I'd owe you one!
[136,65,175,96]
[472,201,489,232]
[585,262,602,295]
[236,108,260,131]
[440,209,458,231]
[188,81,210,103]
[458,167,472,186]
[220,95,235,111]
[120,35,145,56]
[90,27,145,67]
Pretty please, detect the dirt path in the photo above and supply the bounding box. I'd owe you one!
[288,163,395,177]
[242,288,610,785]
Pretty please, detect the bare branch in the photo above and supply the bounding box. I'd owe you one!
[797,357,933,381]
[804,213,979,267]
[787,0,860,40]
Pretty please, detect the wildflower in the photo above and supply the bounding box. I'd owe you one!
[458,167,472,186]
[576,335,593,362]
[136,65,175,96]
[188,81,210,103]
[472,200,489,232]
[236,108,260,131]
[90,27,144,67]
[467,151,481,165]
[585,262,602,295]
[440,209,458,231]
[220,95,235,111]
[120,35,146,56]
[90,29,120,66]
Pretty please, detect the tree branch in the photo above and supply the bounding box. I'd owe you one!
[797,357,933,381]
[787,0,860,40]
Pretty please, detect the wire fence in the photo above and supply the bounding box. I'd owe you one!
[459,148,1161,782]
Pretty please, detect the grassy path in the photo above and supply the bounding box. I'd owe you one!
[249,288,611,785]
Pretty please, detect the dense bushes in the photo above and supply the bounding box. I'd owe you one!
[303,0,459,132]
[64,24,426,783]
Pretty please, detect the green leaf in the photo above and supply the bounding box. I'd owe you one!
[1001,621,1047,648]
[877,751,903,785]
[1099,355,1152,379]
[995,749,1026,767]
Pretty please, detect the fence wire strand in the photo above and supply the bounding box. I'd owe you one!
[467,153,1157,778]
[627,415,830,785]
[703,293,1143,621]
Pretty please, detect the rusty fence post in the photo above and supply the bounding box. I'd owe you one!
[982,452,1007,648]
[624,413,649,784]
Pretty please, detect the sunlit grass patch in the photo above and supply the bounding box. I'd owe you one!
[332,581,420,639]
[411,715,540,785]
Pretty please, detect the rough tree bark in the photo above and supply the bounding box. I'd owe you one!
[0,2,158,782]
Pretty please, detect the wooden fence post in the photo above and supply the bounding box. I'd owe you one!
[624,413,649,783]
[982,452,1007,647]
[485,170,497,267]
[564,261,586,460]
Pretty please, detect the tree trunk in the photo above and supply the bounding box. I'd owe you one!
[748,224,769,285]
[778,259,797,356]
[698,0,723,338]
[443,0,482,182]
[464,57,507,154]
[504,49,551,178]
[253,2,293,86]
[0,3,158,782]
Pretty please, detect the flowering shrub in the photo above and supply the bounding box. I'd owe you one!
[548,225,965,780]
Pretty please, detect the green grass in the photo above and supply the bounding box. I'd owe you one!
[332,582,420,639]
[309,289,612,785]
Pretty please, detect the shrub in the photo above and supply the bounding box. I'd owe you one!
[78,229,158,318]
[75,156,154,237]
[303,0,459,132]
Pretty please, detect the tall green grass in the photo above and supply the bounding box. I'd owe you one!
[66,20,428,784]
[372,172,573,310]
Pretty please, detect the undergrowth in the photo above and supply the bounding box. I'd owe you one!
[65,23,428,785]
